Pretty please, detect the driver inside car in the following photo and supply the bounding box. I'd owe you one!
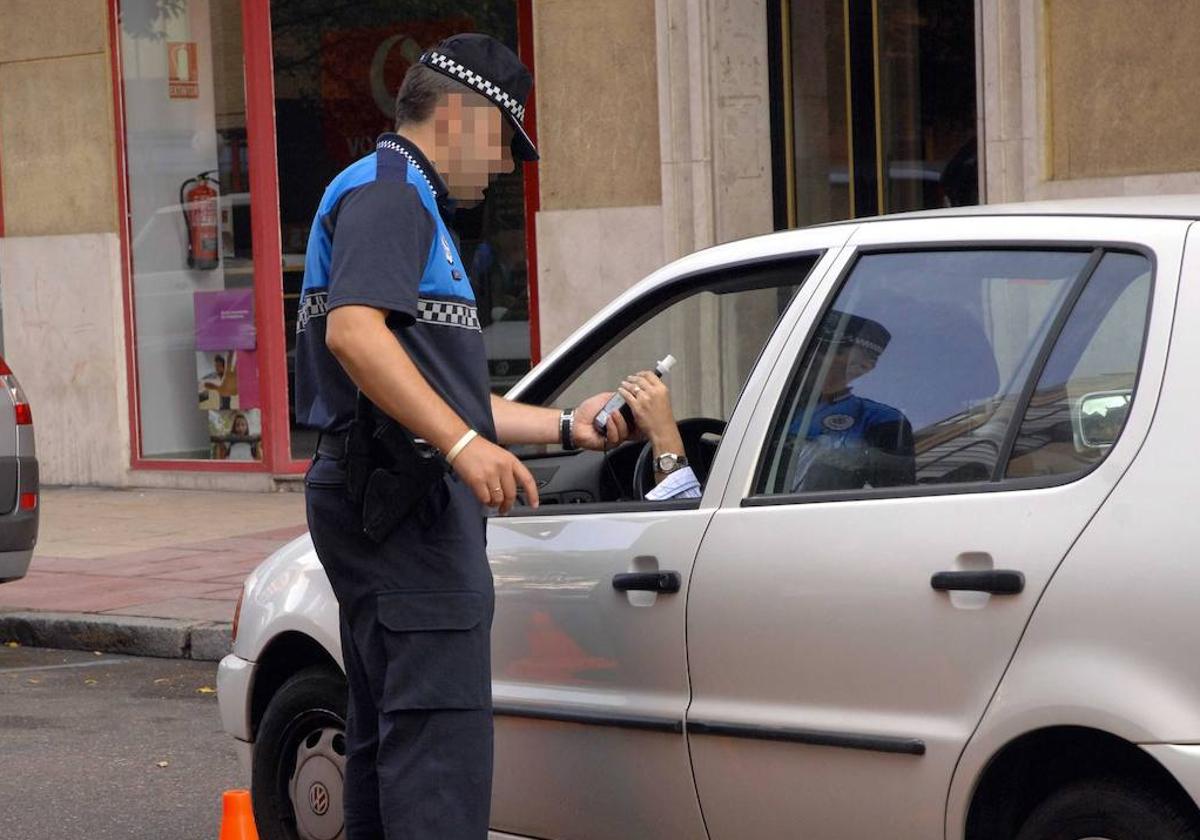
[786,311,915,492]
[617,369,704,500]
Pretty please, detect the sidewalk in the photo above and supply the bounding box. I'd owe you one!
[0,486,308,660]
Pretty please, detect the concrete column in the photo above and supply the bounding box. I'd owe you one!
[656,0,774,260]
[0,235,130,486]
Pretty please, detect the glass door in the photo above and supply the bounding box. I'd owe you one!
[118,0,266,465]
[778,0,978,228]
[268,0,530,462]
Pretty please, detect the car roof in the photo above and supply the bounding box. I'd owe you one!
[832,193,1200,225]
[512,193,1199,398]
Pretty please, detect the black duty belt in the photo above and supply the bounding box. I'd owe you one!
[315,431,347,460]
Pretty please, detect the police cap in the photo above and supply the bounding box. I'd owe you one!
[816,311,892,356]
[419,33,539,162]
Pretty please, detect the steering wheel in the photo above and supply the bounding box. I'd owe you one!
[633,417,727,499]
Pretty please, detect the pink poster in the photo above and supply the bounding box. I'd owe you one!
[194,289,256,350]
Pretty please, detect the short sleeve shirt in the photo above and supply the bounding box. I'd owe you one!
[787,392,915,490]
[293,134,496,443]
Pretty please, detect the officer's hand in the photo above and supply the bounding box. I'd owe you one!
[451,437,539,514]
[566,396,633,453]
[571,392,632,450]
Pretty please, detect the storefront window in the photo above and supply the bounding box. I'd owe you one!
[120,0,263,461]
[269,1,529,460]
[782,0,977,226]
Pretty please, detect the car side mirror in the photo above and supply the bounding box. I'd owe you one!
[1076,391,1132,449]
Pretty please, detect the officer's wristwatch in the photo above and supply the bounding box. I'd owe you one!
[654,452,688,474]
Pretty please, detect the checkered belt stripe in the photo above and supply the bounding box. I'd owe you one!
[423,51,526,123]
[418,298,481,331]
[297,291,328,333]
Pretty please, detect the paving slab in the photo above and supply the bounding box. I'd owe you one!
[0,486,309,659]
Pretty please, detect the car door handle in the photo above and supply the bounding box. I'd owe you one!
[612,571,682,594]
[931,570,1025,595]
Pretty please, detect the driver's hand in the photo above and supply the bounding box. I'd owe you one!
[572,392,632,450]
[618,371,681,448]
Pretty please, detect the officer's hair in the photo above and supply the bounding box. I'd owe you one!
[395,64,475,128]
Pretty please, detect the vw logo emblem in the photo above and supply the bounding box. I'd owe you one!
[309,782,330,816]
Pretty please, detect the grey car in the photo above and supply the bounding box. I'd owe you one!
[0,355,37,582]
[221,196,1200,840]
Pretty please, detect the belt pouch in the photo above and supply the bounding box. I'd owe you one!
[347,392,448,542]
[362,443,447,542]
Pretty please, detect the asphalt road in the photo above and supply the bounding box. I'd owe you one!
[0,644,246,840]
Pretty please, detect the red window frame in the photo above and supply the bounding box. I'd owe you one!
[108,0,540,474]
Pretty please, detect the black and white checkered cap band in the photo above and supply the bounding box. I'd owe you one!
[423,51,526,123]
[418,298,481,331]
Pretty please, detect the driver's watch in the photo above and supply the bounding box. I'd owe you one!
[654,452,689,474]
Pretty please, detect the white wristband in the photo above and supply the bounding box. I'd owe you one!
[445,429,478,465]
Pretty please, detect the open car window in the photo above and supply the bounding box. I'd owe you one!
[509,255,823,510]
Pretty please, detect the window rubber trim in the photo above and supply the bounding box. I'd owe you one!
[500,497,702,518]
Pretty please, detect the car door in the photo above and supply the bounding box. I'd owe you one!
[684,215,1184,839]
[485,229,851,840]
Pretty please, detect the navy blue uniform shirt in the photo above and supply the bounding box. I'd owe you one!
[294,134,496,443]
[788,390,915,491]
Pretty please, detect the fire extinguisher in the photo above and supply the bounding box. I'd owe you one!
[180,171,220,270]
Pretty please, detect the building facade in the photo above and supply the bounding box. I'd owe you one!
[0,0,1195,489]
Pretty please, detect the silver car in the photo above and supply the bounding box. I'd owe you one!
[219,196,1200,840]
[0,356,37,583]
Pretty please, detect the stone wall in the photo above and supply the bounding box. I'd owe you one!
[0,0,118,237]
[981,0,1200,203]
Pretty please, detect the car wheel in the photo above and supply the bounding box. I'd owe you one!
[251,666,347,840]
[1015,778,1200,840]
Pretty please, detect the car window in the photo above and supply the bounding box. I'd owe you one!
[1005,252,1152,478]
[549,260,817,430]
[755,249,1104,497]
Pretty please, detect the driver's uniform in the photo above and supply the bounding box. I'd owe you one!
[788,390,915,491]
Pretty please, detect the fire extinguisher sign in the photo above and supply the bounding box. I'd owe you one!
[168,42,199,99]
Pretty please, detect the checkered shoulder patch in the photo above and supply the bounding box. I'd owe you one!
[297,291,328,334]
[417,297,481,331]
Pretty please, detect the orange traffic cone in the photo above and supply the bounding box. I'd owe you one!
[218,789,260,840]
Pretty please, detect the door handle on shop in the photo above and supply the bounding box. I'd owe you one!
[931,570,1025,595]
[612,571,681,594]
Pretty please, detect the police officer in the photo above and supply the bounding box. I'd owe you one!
[293,34,629,840]
[788,311,915,491]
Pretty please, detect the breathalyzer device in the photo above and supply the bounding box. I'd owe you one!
[593,354,677,436]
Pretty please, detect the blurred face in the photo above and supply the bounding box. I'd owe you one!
[214,357,225,375]
[433,92,515,207]
[844,344,878,381]
[232,416,249,436]
[820,344,878,395]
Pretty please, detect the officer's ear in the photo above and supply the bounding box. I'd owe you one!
[432,92,465,138]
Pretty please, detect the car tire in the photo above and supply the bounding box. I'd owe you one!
[251,666,347,840]
[1015,777,1200,840]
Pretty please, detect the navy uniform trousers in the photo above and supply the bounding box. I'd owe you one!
[304,451,494,840]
